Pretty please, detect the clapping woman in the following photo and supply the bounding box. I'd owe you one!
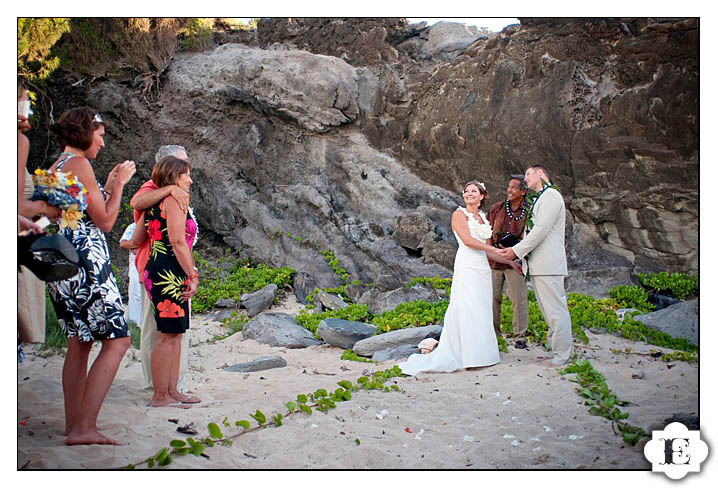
[137,156,200,407]
[46,107,136,445]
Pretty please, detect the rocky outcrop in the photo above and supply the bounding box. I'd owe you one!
[30,18,698,297]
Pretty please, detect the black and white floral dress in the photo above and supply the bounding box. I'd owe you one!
[47,155,128,342]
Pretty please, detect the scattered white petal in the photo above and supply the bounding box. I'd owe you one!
[503,434,516,439]
[464,435,475,442]
[494,392,501,397]
[376,409,389,419]
[511,440,520,447]
[415,429,425,440]
[568,434,578,440]
[511,416,518,421]
[543,426,552,432]
[503,400,512,405]
[311,424,318,428]
[403,443,408,448]
[532,447,542,451]
[530,437,541,442]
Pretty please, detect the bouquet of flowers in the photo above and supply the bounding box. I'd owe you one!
[31,168,89,230]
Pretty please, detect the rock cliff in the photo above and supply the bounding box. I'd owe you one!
[28,17,698,293]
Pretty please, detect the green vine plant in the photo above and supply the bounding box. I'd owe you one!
[558,358,647,446]
[609,347,697,363]
[119,366,403,469]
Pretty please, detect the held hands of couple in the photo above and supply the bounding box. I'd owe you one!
[498,247,518,260]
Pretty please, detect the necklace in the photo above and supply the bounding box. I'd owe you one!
[505,200,526,221]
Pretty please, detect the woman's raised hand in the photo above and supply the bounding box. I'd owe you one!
[115,160,136,186]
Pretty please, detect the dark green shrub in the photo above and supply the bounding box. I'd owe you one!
[371,300,449,333]
[608,285,654,312]
[636,271,698,300]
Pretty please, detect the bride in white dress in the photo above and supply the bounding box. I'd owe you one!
[398,181,523,375]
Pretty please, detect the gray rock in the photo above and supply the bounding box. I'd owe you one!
[242,312,321,348]
[372,344,420,362]
[616,308,642,321]
[392,212,434,250]
[315,290,348,311]
[424,21,488,60]
[317,318,376,349]
[240,283,277,317]
[204,309,235,322]
[632,299,698,345]
[343,283,368,303]
[358,284,441,314]
[352,324,443,357]
[565,267,639,298]
[214,298,237,308]
[293,271,318,305]
[224,356,287,372]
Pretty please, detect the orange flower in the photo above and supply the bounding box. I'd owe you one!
[157,299,178,318]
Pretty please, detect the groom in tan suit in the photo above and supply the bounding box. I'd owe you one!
[497,165,573,366]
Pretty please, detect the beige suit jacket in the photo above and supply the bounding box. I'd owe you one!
[511,187,567,276]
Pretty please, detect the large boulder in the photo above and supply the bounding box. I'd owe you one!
[316,318,376,349]
[632,299,698,346]
[240,283,277,317]
[564,267,639,298]
[357,284,441,314]
[352,324,442,357]
[242,313,321,348]
[371,344,420,362]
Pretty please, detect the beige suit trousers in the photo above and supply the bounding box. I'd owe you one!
[491,268,528,338]
[530,275,573,365]
[140,291,190,392]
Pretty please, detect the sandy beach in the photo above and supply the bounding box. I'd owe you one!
[16,294,699,472]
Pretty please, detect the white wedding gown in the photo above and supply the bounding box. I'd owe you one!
[398,207,500,375]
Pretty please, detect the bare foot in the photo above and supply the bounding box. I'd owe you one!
[66,429,122,446]
[171,392,201,404]
[151,397,192,409]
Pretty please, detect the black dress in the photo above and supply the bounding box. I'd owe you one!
[47,155,128,341]
[142,198,196,334]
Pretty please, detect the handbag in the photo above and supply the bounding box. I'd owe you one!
[18,233,80,282]
[496,232,520,248]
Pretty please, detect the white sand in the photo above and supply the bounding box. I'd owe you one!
[16,295,698,471]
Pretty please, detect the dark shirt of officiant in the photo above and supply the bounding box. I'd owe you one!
[487,179,528,270]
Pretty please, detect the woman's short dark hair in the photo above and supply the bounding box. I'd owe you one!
[50,107,103,150]
[152,156,192,188]
[463,180,488,209]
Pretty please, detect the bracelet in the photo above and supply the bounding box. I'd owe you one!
[184,273,199,285]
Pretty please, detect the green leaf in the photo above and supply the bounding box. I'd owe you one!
[337,380,352,390]
[147,457,155,469]
[123,464,136,470]
[191,443,205,456]
[251,409,267,425]
[207,422,223,439]
[284,401,296,412]
[169,439,187,448]
[354,438,361,445]
[297,394,308,403]
[235,420,251,429]
[299,404,312,415]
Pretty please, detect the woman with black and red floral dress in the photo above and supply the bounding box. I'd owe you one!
[139,156,199,408]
